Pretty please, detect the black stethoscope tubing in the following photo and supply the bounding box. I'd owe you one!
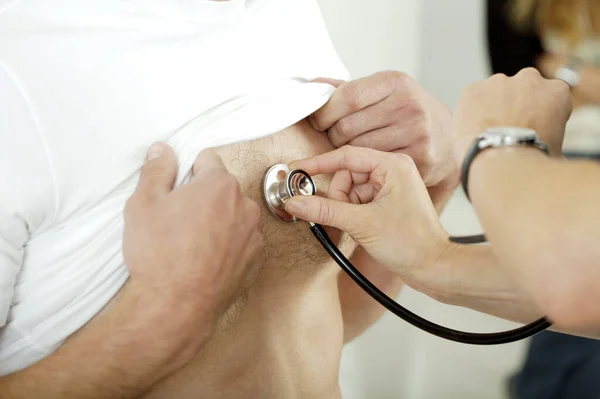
[310,224,551,345]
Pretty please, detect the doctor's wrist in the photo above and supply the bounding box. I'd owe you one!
[400,233,455,302]
[405,242,486,308]
[468,146,548,205]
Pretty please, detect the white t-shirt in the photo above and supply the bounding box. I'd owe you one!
[0,0,349,374]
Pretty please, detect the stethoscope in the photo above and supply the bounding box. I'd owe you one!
[263,164,551,345]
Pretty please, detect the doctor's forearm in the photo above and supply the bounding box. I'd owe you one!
[411,244,600,338]
[0,283,207,399]
[409,244,543,324]
[469,148,600,329]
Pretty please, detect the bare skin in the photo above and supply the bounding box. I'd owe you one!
[141,120,351,399]
[143,71,459,398]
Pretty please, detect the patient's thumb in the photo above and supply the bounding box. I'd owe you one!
[285,196,357,233]
[137,142,178,198]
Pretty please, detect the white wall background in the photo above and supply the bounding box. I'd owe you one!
[316,0,421,80]
[317,1,529,398]
[419,0,490,107]
[318,0,490,105]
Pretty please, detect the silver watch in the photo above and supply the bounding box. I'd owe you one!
[461,127,550,200]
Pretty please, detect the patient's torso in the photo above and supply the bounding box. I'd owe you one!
[142,120,348,399]
[0,0,351,395]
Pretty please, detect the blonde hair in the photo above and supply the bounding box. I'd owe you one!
[511,0,600,44]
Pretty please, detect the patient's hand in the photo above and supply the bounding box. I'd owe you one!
[309,71,459,211]
[123,144,264,370]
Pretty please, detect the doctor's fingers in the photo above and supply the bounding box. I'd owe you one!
[135,142,178,201]
[325,155,421,208]
[290,146,403,185]
[285,195,365,234]
[325,98,402,148]
[328,169,376,205]
[309,71,402,132]
[347,125,421,152]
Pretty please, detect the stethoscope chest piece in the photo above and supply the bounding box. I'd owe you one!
[263,164,316,223]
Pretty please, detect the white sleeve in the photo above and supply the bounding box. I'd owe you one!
[0,215,25,327]
[0,64,26,327]
[0,64,52,327]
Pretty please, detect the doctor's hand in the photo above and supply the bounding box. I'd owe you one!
[454,68,573,159]
[123,143,263,372]
[309,71,459,211]
[285,146,449,277]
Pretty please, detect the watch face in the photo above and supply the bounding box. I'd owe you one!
[482,127,538,147]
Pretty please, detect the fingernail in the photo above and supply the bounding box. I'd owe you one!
[147,143,165,161]
[285,198,306,215]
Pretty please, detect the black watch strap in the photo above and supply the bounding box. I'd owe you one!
[460,136,484,201]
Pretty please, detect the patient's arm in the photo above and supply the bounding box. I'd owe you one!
[0,283,195,399]
[339,246,404,343]
[0,146,262,399]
